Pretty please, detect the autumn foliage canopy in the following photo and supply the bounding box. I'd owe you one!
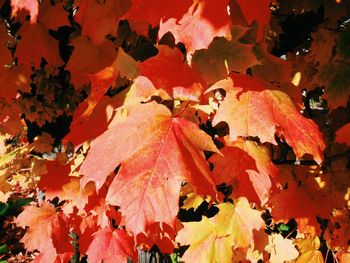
[0,0,350,262]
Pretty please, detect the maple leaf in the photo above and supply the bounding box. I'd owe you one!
[192,32,259,84]
[231,0,271,40]
[124,76,165,103]
[232,140,278,203]
[177,216,234,263]
[212,88,325,164]
[78,48,139,118]
[64,93,124,146]
[81,102,218,234]
[115,48,140,80]
[177,198,264,262]
[37,0,70,31]
[268,165,340,234]
[159,0,231,60]
[37,158,71,200]
[214,199,265,249]
[31,132,54,153]
[336,123,350,146]
[0,174,12,203]
[295,235,324,263]
[210,140,278,205]
[66,36,116,87]
[265,233,299,263]
[15,1,69,67]
[0,101,24,135]
[307,28,336,66]
[61,179,96,214]
[11,0,39,23]
[82,188,122,229]
[233,140,278,182]
[312,60,350,108]
[337,251,350,263]
[86,227,136,263]
[180,183,208,210]
[140,45,204,97]
[137,222,176,254]
[16,23,63,67]
[249,229,269,260]
[75,0,131,45]
[325,208,350,250]
[3,0,350,261]
[250,43,301,102]
[303,27,350,108]
[209,146,263,203]
[15,202,72,261]
[124,0,192,27]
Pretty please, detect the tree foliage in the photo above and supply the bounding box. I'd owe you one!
[0,0,349,262]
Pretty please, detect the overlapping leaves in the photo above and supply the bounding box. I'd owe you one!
[0,0,349,262]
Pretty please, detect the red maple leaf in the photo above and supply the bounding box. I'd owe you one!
[81,102,218,234]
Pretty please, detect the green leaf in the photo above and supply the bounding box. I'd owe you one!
[0,244,8,254]
[277,223,290,233]
[0,203,9,216]
[170,252,179,263]
[12,198,33,209]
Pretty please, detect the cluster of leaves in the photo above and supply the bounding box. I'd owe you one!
[0,0,350,262]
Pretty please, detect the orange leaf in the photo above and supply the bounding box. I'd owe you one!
[210,146,263,204]
[325,208,350,250]
[61,179,96,214]
[231,0,271,40]
[140,45,204,98]
[269,166,337,234]
[38,0,70,30]
[211,139,278,205]
[159,0,231,59]
[16,23,62,67]
[38,159,71,200]
[86,227,136,263]
[124,0,192,27]
[66,36,116,87]
[0,64,30,102]
[11,0,39,23]
[213,89,325,164]
[15,202,72,261]
[64,93,124,146]
[336,123,350,146]
[81,102,218,234]
[15,1,69,67]
[136,222,176,254]
[75,0,130,44]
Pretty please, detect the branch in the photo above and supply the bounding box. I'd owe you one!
[272,150,350,166]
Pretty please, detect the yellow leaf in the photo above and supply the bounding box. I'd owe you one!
[0,174,11,202]
[177,216,233,263]
[296,235,324,263]
[265,233,299,263]
[215,198,265,249]
[177,197,265,262]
